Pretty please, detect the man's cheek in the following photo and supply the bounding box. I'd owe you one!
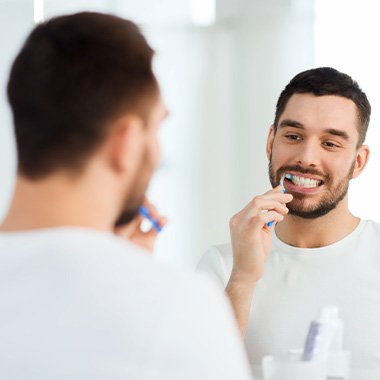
[148,139,160,169]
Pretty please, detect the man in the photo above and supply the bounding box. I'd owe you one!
[0,12,252,379]
[198,67,380,379]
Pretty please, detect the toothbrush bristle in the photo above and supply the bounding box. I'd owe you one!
[280,173,292,191]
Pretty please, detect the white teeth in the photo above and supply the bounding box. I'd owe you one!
[291,175,321,188]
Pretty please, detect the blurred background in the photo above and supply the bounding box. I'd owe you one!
[1,0,379,268]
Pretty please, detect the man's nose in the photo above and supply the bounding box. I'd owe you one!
[295,140,320,167]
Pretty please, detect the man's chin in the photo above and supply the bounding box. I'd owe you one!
[288,203,337,219]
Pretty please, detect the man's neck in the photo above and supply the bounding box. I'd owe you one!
[0,173,118,233]
[275,198,360,248]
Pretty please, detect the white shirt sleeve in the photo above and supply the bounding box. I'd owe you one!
[197,246,230,289]
[145,275,253,380]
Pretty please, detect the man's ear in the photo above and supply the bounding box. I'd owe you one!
[352,144,370,179]
[110,115,144,174]
[266,125,276,160]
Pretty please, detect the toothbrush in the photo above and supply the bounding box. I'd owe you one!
[138,206,162,233]
[267,173,292,227]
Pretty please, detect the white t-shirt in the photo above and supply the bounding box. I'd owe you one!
[0,227,252,380]
[198,219,380,380]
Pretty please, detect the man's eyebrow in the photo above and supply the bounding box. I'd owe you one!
[324,128,350,140]
[278,120,351,141]
[278,119,304,129]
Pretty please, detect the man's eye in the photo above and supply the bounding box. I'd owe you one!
[323,141,339,149]
[285,135,301,141]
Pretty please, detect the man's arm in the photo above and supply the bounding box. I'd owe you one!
[226,187,292,336]
[225,271,258,337]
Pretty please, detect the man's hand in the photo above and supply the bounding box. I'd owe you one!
[226,186,292,336]
[230,186,292,283]
[114,199,167,253]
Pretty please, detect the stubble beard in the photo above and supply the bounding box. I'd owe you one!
[268,159,355,219]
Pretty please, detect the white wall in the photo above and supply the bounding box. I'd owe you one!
[0,0,315,268]
[315,0,380,222]
[234,0,315,199]
[0,0,34,221]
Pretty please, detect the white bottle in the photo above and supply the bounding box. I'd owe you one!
[321,307,350,379]
[321,306,343,353]
[302,306,338,361]
[302,306,350,378]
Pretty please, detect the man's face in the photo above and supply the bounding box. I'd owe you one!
[115,94,168,226]
[267,93,362,219]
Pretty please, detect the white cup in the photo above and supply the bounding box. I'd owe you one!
[327,351,351,379]
[262,354,327,380]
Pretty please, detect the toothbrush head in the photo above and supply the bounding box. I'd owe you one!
[267,173,293,228]
[280,173,293,193]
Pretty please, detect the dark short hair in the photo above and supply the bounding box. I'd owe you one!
[273,67,371,147]
[7,12,158,179]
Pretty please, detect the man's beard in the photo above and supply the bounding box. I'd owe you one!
[114,205,142,227]
[114,150,153,228]
[268,159,355,219]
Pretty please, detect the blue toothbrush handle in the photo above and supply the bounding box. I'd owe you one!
[139,206,162,233]
[266,187,286,228]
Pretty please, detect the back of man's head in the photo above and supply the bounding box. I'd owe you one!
[273,67,371,147]
[7,12,158,180]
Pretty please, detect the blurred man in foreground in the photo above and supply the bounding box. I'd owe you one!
[0,12,251,379]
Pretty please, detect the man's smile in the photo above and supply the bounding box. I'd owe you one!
[283,172,324,193]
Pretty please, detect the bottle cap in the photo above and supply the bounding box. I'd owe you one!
[319,305,339,322]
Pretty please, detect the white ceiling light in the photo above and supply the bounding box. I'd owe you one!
[190,0,216,26]
[34,0,44,24]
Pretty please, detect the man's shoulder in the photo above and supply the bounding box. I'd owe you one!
[0,227,215,299]
[206,242,233,258]
[363,219,380,231]
[67,229,220,297]
[196,242,233,288]
[359,219,380,241]
[201,242,233,270]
